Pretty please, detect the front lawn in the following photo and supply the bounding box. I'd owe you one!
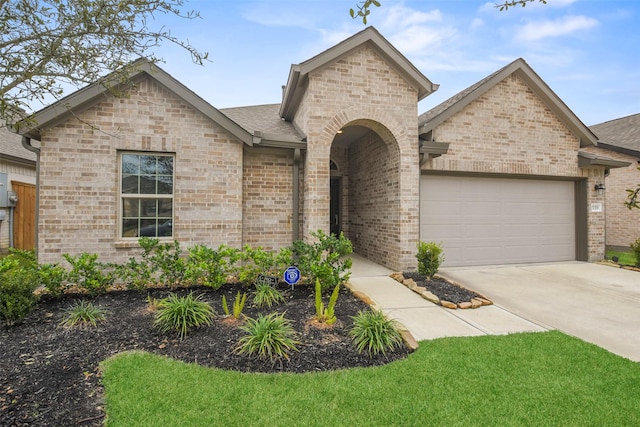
[101,331,640,426]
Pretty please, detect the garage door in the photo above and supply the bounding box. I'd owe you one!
[420,175,575,267]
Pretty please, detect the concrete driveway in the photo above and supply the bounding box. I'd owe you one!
[439,262,640,362]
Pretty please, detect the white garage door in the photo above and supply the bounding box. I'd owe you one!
[420,175,575,267]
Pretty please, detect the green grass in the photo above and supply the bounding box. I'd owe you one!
[606,249,637,266]
[100,331,640,426]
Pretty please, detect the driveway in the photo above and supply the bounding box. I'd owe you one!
[439,262,640,362]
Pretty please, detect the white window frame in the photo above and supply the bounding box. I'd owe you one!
[118,151,175,240]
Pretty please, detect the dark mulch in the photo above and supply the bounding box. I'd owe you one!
[403,272,485,304]
[0,283,409,427]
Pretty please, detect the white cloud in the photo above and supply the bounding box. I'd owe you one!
[516,15,598,41]
[470,18,484,29]
[381,5,443,29]
[389,26,457,54]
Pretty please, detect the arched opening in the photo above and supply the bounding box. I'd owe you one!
[330,120,401,268]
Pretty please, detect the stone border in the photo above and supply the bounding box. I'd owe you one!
[389,272,493,310]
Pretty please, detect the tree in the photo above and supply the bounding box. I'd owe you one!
[625,168,640,210]
[350,0,548,24]
[0,0,208,126]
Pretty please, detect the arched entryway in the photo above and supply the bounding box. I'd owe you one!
[329,120,401,269]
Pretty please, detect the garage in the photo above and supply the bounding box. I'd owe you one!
[420,175,576,267]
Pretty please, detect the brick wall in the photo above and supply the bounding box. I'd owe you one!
[38,76,244,265]
[585,147,640,249]
[242,147,295,251]
[297,45,420,270]
[423,74,605,261]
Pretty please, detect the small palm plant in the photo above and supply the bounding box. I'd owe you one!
[314,279,340,325]
[235,312,299,361]
[222,291,247,319]
[349,309,403,356]
[153,292,214,340]
[60,300,107,328]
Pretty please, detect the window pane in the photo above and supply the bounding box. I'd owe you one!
[121,175,138,194]
[122,218,139,237]
[139,175,156,194]
[157,157,173,175]
[122,199,140,218]
[140,199,157,217]
[122,154,139,174]
[157,175,173,194]
[158,199,172,217]
[140,156,158,174]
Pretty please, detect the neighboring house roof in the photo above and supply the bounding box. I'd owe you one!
[419,58,598,148]
[590,113,640,157]
[279,26,439,121]
[12,58,257,146]
[220,104,305,148]
[0,123,36,166]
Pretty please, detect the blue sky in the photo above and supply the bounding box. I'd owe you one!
[141,0,638,126]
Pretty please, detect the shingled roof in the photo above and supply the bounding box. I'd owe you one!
[220,104,303,142]
[590,113,640,156]
[0,124,36,165]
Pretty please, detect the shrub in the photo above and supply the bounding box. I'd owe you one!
[235,312,299,361]
[115,257,153,291]
[63,252,114,295]
[314,279,340,325]
[293,230,352,292]
[631,238,640,267]
[349,309,403,356]
[148,240,187,288]
[0,251,40,325]
[60,300,107,328]
[252,282,285,308]
[38,263,69,297]
[236,245,292,286]
[154,292,214,339]
[416,241,445,279]
[222,291,247,319]
[185,244,238,289]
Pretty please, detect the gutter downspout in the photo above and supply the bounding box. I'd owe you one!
[21,136,40,258]
[292,148,300,243]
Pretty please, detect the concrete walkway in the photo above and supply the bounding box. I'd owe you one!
[347,254,547,342]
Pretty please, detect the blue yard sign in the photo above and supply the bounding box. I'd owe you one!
[283,266,301,289]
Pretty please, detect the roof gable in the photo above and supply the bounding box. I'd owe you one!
[419,58,597,148]
[279,26,439,120]
[14,58,253,145]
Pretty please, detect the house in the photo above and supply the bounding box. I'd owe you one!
[12,27,624,269]
[587,114,640,251]
[0,123,37,252]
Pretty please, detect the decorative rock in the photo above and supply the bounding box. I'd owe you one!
[419,290,440,304]
[440,300,457,309]
[399,329,419,351]
[403,278,418,289]
[476,297,493,306]
[470,298,482,309]
[458,301,472,309]
[390,272,405,282]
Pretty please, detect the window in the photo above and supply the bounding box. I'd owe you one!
[120,153,174,238]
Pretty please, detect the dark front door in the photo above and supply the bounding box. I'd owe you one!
[330,177,340,236]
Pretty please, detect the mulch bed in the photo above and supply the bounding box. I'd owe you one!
[402,272,486,304]
[0,283,410,427]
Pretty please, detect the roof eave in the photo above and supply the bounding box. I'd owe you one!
[578,151,631,168]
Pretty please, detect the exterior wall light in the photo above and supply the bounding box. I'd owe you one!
[594,183,605,195]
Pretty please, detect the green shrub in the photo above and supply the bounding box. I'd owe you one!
[235,245,292,285]
[252,282,285,308]
[154,292,214,339]
[60,300,107,328]
[349,309,403,356]
[314,279,340,325]
[0,251,40,325]
[293,230,352,292]
[38,263,69,297]
[416,241,445,279]
[222,291,247,319]
[630,238,640,267]
[115,257,153,291]
[185,244,238,289]
[235,312,299,361]
[63,252,114,295]
[148,240,187,288]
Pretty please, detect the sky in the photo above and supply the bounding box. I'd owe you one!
[81,0,640,126]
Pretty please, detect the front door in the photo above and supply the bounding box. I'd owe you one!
[330,177,340,236]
